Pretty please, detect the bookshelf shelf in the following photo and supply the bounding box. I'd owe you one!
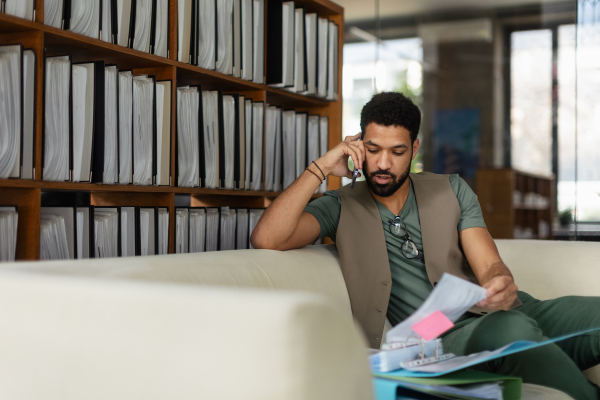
[0,0,343,260]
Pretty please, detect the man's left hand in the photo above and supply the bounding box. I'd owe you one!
[476,275,519,311]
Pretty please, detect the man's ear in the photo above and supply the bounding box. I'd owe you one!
[412,138,420,160]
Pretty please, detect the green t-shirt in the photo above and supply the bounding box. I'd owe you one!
[304,174,486,326]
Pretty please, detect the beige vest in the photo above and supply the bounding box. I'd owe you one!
[335,172,521,348]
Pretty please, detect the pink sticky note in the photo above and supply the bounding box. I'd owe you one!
[411,311,454,341]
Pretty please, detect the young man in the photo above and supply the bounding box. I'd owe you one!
[251,92,600,399]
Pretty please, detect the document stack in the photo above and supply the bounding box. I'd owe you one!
[43,57,172,186]
[0,207,18,262]
[176,89,258,191]
[43,0,169,57]
[178,0,264,83]
[39,201,169,260]
[266,0,338,100]
[0,45,35,180]
[2,0,36,20]
[282,112,329,192]
[175,207,265,253]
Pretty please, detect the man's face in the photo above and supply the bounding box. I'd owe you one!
[362,123,420,197]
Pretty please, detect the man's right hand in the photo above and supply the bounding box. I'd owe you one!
[317,133,366,179]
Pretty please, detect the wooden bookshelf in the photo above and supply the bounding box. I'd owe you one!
[0,0,343,260]
[476,168,555,240]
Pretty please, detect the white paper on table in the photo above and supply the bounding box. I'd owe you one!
[385,273,487,343]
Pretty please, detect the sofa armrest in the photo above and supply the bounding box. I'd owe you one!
[0,271,372,400]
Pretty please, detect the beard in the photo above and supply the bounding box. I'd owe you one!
[364,160,411,198]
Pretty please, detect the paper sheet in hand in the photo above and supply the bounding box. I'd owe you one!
[386,273,487,343]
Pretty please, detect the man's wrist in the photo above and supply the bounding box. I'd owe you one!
[314,157,332,177]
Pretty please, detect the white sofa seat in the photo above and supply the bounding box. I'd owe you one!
[0,269,371,400]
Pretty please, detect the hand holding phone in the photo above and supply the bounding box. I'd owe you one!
[351,135,362,188]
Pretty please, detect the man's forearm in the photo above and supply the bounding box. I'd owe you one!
[478,260,514,287]
[250,168,323,249]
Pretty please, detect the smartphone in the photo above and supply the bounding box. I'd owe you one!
[350,134,363,188]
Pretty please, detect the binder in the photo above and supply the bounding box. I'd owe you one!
[235,208,248,249]
[100,0,118,43]
[132,74,155,185]
[232,0,241,78]
[0,44,23,180]
[205,207,219,251]
[218,206,236,250]
[252,0,264,83]
[40,206,77,260]
[316,17,328,98]
[263,105,277,191]
[250,101,264,191]
[244,98,252,189]
[273,107,282,192]
[221,94,236,189]
[307,115,319,174]
[43,54,72,182]
[201,89,220,188]
[136,206,166,255]
[64,0,101,39]
[266,0,294,87]
[289,7,306,93]
[120,206,136,257]
[175,207,189,253]
[118,69,133,184]
[152,0,169,57]
[302,13,317,95]
[188,207,206,252]
[233,94,245,189]
[116,0,133,47]
[176,85,201,187]
[295,112,307,179]
[216,0,234,75]
[281,109,295,189]
[155,80,172,186]
[177,0,193,63]
[99,64,119,184]
[318,116,328,193]
[0,206,19,262]
[198,0,217,70]
[44,0,64,28]
[240,0,253,80]
[217,90,226,188]
[326,21,338,101]
[71,60,97,183]
[4,0,36,21]
[21,49,36,180]
[131,0,155,53]
[91,205,121,258]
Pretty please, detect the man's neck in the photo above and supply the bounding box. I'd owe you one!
[369,178,411,216]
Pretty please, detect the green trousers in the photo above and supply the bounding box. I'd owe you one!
[441,292,600,400]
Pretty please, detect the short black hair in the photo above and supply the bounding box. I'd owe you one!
[360,92,421,143]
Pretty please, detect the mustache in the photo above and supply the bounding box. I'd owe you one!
[368,170,397,180]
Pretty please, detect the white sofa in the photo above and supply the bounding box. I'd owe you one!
[0,240,597,400]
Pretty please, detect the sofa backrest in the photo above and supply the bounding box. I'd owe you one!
[495,239,600,300]
[3,244,352,320]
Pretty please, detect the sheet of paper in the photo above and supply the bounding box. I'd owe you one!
[386,273,487,343]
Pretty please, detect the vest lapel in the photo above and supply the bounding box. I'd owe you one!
[336,181,391,348]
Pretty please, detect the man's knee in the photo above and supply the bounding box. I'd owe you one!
[466,311,543,354]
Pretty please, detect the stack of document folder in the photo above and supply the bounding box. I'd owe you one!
[266,0,338,100]
[42,56,172,186]
[39,199,169,260]
[175,207,265,253]
[43,0,169,57]
[178,0,264,83]
[0,207,18,262]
